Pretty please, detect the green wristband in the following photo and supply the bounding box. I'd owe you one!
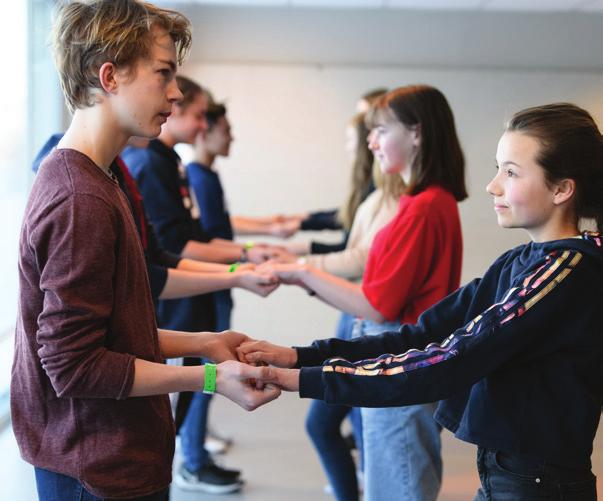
[203,363,217,394]
[228,262,240,273]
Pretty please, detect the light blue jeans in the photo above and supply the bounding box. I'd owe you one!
[355,319,442,501]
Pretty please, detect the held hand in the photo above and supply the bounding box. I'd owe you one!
[203,330,253,363]
[256,261,306,285]
[268,249,299,264]
[272,213,307,224]
[247,244,272,264]
[237,270,280,297]
[269,219,301,239]
[237,340,298,368]
[247,245,294,264]
[216,360,281,411]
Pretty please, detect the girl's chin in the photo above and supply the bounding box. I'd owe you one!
[380,165,402,175]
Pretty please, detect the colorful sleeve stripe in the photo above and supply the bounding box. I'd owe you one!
[322,249,582,377]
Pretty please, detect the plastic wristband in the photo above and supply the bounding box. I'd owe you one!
[244,241,255,250]
[228,262,240,273]
[203,363,217,394]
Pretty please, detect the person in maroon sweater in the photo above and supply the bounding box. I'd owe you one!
[11,2,280,500]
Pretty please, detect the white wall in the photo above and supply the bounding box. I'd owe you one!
[174,5,603,345]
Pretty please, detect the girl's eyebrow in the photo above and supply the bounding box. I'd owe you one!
[500,161,521,168]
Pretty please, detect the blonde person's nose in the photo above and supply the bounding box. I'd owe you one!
[167,78,183,104]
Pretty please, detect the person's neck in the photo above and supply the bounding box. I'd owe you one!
[527,215,580,243]
[59,106,128,169]
[158,129,178,149]
[194,149,215,169]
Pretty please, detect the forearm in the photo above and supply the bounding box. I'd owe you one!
[158,269,238,300]
[180,240,241,263]
[233,215,277,225]
[210,238,244,249]
[177,257,229,273]
[157,329,217,359]
[231,216,274,236]
[300,266,385,322]
[129,358,204,396]
[306,245,368,280]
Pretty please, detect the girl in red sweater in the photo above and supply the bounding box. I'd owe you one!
[254,85,467,501]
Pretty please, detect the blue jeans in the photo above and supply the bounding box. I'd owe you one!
[180,294,232,472]
[179,387,212,471]
[305,312,364,501]
[474,448,597,501]
[34,467,169,500]
[179,291,232,471]
[356,319,442,501]
[214,291,232,332]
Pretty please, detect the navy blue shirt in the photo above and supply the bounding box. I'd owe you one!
[186,162,234,241]
[186,162,233,330]
[297,233,603,468]
[122,140,215,332]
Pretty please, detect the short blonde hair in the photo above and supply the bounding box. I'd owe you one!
[52,0,192,112]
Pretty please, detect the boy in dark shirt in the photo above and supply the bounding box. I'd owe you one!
[12,2,280,499]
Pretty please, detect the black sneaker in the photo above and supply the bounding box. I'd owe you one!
[174,463,243,494]
[206,457,241,479]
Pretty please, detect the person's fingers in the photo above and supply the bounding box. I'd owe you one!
[237,362,278,383]
[245,351,269,364]
[236,342,274,364]
[249,384,281,410]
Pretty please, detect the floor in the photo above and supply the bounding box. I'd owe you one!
[1,392,601,500]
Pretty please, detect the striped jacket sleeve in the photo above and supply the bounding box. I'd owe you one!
[299,249,585,407]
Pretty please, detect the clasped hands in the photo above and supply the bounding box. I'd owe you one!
[204,330,300,412]
[237,258,311,299]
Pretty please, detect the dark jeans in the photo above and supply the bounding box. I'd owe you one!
[34,467,170,501]
[475,447,597,501]
[180,371,213,471]
[306,401,363,501]
[305,312,363,501]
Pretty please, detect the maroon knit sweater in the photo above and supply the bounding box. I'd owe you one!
[12,149,175,498]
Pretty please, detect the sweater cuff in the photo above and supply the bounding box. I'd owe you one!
[293,346,323,368]
[299,366,325,400]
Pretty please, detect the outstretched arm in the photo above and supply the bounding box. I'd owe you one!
[287,250,586,408]
[238,278,482,369]
[129,359,280,411]
[159,267,278,300]
[257,262,386,322]
[231,215,300,238]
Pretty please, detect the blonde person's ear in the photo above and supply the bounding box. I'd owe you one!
[98,62,119,94]
[552,178,576,206]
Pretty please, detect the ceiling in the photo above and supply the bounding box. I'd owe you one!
[159,0,603,12]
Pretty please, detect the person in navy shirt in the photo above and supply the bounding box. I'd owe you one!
[187,102,235,332]
[242,103,603,501]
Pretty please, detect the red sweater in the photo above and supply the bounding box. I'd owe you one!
[12,149,174,498]
[362,185,463,323]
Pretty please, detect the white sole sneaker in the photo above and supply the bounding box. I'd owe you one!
[174,475,243,494]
